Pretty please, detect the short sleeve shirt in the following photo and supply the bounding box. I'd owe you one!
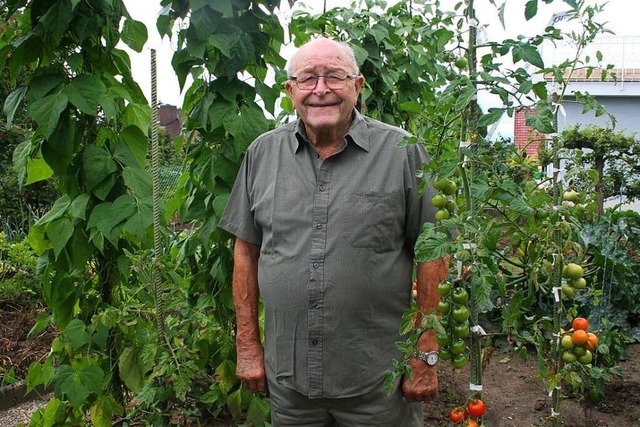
[219,110,436,398]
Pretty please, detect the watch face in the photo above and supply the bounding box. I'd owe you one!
[427,352,438,365]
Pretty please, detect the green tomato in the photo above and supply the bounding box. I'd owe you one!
[451,353,468,369]
[450,339,466,355]
[435,209,450,221]
[434,179,449,191]
[452,306,470,323]
[438,300,451,314]
[562,350,577,363]
[437,281,452,297]
[563,263,584,280]
[454,55,468,70]
[560,335,575,350]
[446,200,457,213]
[453,321,470,338]
[442,179,458,196]
[436,332,451,346]
[572,346,587,357]
[563,190,580,202]
[572,277,587,289]
[561,284,575,299]
[439,347,452,360]
[578,350,593,365]
[431,194,448,208]
[452,288,469,304]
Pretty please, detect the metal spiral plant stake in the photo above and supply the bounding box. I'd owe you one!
[150,49,167,343]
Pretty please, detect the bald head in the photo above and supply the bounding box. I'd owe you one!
[287,37,359,77]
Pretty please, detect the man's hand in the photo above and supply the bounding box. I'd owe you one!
[236,343,268,394]
[402,358,438,402]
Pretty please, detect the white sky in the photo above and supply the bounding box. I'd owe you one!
[122,0,639,135]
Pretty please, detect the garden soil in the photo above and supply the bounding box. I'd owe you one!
[2,304,640,426]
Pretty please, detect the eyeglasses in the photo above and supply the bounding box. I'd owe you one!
[289,73,357,90]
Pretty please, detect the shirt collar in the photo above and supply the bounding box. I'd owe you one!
[294,110,371,153]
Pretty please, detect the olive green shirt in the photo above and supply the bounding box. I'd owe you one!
[219,110,436,399]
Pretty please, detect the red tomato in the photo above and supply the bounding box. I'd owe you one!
[467,398,486,417]
[449,406,465,423]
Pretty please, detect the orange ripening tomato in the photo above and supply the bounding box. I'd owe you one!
[572,329,588,346]
[585,332,599,351]
[465,420,479,427]
[572,317,589,331]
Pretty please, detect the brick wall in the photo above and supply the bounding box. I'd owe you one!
[514,107,543,158]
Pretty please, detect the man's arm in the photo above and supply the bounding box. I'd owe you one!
[232,237,267,393]
[402,256,449,402]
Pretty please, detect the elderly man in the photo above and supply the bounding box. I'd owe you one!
[219,37,448,426]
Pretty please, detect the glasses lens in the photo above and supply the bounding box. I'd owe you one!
[296,75,318,90]
[295,75,351,90]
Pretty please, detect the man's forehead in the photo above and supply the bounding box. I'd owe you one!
[293,44,350,71]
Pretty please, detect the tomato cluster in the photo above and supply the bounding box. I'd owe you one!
[560,317,599,365]
[560,262,587,299]
[432,179,458,221]
[436,280,470,369]
[449,398,486,426]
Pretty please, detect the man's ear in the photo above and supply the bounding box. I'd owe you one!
[354,75,365,95]
[285,80,294,98]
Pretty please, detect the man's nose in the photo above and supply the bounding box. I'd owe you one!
[313,76,331,94]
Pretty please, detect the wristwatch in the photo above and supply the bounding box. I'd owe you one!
[414,350,439,366]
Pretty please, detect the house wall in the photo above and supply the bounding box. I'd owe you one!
[559,95,640,137]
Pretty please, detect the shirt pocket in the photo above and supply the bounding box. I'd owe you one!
[342,191,401,252]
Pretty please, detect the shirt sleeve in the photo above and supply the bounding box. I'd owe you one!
[218,149,262,245]
[404,142,437,252]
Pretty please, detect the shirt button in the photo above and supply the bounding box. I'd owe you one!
[319,185,326,192]
[310,300,319,308]
[312,262,320,269]
[315,223,323,229]
[311,339,319,346]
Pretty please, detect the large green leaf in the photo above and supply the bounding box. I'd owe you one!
[46,217,74,258]
[247,396,270,427]
[123,103,151,136]
[123,166,152,198]
[454,86,477,112]
[3,86,26,127]
[69,194,90,220]
[117,127,147,166]
[121,18,148,53]
[512,43,544,69]
[37,194,71,225]
[118,347,146,392]
[40,0,75,39]
[26,155,54,185]
[64,319,90,351]
[123,198,154,241]
[82,145,118,192]
[64,74,106,116]
[90,396,124,427]
[54,365,90,410]
[222,104,269,150]
[28,93,69,139]
[73,359,104,395]
[87,195,136,237]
